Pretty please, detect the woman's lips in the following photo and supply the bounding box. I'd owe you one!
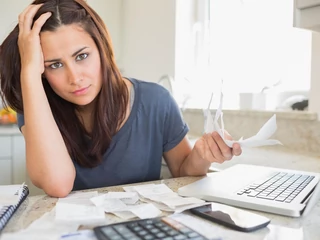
[72,86,90,96]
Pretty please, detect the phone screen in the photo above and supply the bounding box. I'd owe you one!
[190,203,270,232]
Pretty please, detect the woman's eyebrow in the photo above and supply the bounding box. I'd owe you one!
[44,47,88,63]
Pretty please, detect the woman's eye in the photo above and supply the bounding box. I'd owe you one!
[76,53,88,61]
[49,62,63,69]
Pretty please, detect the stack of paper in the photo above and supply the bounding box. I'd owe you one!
[55,191,105,224]
[90,191,161,220]
[123,183,207,213]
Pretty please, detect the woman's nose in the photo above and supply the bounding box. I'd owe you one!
[67,65,82,85]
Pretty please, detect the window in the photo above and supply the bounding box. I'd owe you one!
[175,0,312,110]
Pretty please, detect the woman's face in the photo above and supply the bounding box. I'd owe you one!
[41,24,102,108]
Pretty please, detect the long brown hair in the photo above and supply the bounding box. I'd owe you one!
[0,0,128,168]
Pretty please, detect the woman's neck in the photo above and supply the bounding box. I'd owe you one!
[76,78,133,134]
[76,99,96,134]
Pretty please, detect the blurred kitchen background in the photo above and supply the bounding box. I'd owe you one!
[1,0,320,195]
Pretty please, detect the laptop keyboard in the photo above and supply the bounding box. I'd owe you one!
[237,172,315,203]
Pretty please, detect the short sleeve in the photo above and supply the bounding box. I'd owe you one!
[17,113,25,131]
[163,92,189,152]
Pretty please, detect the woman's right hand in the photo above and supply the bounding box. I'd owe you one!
[18,4,51,75]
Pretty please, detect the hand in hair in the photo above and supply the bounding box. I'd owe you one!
[18,4,51,75]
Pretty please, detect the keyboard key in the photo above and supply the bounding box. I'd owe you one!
[239,172,313,203]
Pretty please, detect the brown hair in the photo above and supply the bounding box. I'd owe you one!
[0,0,128,168]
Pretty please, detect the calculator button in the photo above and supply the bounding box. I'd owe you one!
[150,228,160,234]
[167,229,179,236]
[173,234,188,239]
[161,226,171,231]
[155,222,166,227]
[113,225,130,233]
[94,217,210,240]
[137,230,148,236]
[128,222,139,228]
[101,227,124,240]
[187,232,200,238]
[143,234,155,240]
[144,224,153,230]
[155,232,167,238]
[107,235,124,240]
[131,226,143,231]
[101,227,117,236]
[121,232,136,238]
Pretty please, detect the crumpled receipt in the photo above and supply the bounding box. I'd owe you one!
[204,91,282,148]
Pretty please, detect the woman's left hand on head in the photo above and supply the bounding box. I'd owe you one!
[193,131,242,164]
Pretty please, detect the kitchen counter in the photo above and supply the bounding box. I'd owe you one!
[210,145,320,173]
[0,125,21,136]
[2,146,320,239]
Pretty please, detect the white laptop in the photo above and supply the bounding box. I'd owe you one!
[178,164,320,217]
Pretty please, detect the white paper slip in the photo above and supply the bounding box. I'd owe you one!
[90,192,139,206]
[98,200,161,219]
[106,192,139,204]
[133,183,173,198]
[91,198,127,212]
[224,114,283,148]
[112,210,137,220]
[139,198,174,212]
[204,90,282,148]
[28,208,80,232]
[141,192,177,202]
[123,184,156,193]
[58,191,99,206]
[126,203,162,219]
[55,202,105,224]
[161,196,205,209]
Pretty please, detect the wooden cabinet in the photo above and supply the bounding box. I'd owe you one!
[294,0,320,32]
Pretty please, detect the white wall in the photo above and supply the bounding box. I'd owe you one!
[0,0,31,43]
[0,0,122,64]
[86,0,123,66]
[1,0,176,84]
[121,0,176,83]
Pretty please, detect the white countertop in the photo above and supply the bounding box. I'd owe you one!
[1,147,320,239]
[0,125,21,135]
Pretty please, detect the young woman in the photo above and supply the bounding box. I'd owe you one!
[0,0,242,197]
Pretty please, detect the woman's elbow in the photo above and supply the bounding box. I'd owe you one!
[44,184,73,198]
[32,179,73,198]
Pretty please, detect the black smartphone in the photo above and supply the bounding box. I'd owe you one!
[190,203,270,232]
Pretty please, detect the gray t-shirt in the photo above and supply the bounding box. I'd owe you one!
[18,78,189,190]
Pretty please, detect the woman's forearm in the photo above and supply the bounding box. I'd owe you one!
[21,70,75,197]
[179,148,211,177]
